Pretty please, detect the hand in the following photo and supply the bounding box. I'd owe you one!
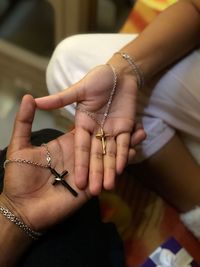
[36,64,145,195]
[128,122,146,165]
[0,95,90,232]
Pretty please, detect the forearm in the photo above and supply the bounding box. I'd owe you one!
[109,0,200,81]
[0,196,32,267]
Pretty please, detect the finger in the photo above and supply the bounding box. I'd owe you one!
[10,94,36,151]
[35,82,81,110]
[128,127,146,165]
[103,137,116,190]
[116,133,130,175]
[127,148,137,165]
[130,128,146,147]
[74,127,90,189]
[89,136,103,196]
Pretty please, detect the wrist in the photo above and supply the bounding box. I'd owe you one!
[0,204,32,243]
[0,193,28,225]
[107,52,143,90]
[0,204,32,266]
[0,194,42,240]
[107,54,133,76]
[107,54,136,81]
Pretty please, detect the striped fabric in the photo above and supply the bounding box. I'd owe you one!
[120,0,177,33]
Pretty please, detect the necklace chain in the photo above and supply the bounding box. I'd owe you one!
[4,144,51,169]
[76,64,118,129]
[3,144,78,197]
[43,143,51,167]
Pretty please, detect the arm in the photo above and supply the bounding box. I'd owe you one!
[35,0,200,196]
[109,0,200,80]
[0,95,90,267]
[0,202,32,267]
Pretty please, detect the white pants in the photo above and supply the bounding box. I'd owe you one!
[46,34,200,163]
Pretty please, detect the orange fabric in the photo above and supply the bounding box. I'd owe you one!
[120,0,177,33]
[100,169,200,266]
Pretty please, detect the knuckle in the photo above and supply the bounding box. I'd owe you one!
[107,165,116,171]
[106,150,116,158]
[119,142,129,149]
[91,151,103,160]
[104,180,115,190]
[89,168,103,176]
[89,184,102,196]
[118,151,128,160]
[75,144,90,153]
[76,162,88,169]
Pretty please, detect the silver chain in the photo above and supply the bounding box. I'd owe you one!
[42,143,51,167]
[3,145,78,197]
[0,206,42,240]
[1,144,51,240]
[4,144,51,169]
[76,64,118,129]
[1,145,78,239]
[115,52,144,89]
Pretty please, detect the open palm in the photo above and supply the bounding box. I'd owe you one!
[36,64,143,195]
[1,95,90,232]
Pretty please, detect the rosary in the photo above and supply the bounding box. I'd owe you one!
[4,144,78,197]
[77,64,118,155]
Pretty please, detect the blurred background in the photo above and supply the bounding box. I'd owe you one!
[0,0,134,147]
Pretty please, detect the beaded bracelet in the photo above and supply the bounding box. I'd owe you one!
[115,52,145,89]
[0,206,42,240]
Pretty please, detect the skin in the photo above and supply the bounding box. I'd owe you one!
[0,95,90,267]
[35,0,200,197]
[1,2,200,264]
[0,94,144,267]
[142,134,200,213]
[37,65,143,195]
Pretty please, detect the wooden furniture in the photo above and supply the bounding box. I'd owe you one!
[0,39,49,97]
[0,0,97,98]
[47,0,97,44]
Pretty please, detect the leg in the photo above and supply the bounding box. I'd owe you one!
[138,133,200,240]
[141,134,200,213]
[134,47,200,163]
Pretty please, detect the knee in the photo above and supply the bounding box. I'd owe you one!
[46,34,91,93]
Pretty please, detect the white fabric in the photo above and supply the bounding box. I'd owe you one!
[150,247,193,267]
[46,33,200,163]
[180,207,200,240]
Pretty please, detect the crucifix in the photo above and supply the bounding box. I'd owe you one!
[96,127,110,155]
[49,167,78,197]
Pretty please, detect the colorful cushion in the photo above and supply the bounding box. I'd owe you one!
[100,169,200,266]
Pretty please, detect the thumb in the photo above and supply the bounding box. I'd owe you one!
[35,82,81,110]
[9,94,36,151]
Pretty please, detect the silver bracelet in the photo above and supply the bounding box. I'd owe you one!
[0,206,42,240]
[115,52,145,89]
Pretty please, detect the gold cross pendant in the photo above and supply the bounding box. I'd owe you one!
[95,127,110,155]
